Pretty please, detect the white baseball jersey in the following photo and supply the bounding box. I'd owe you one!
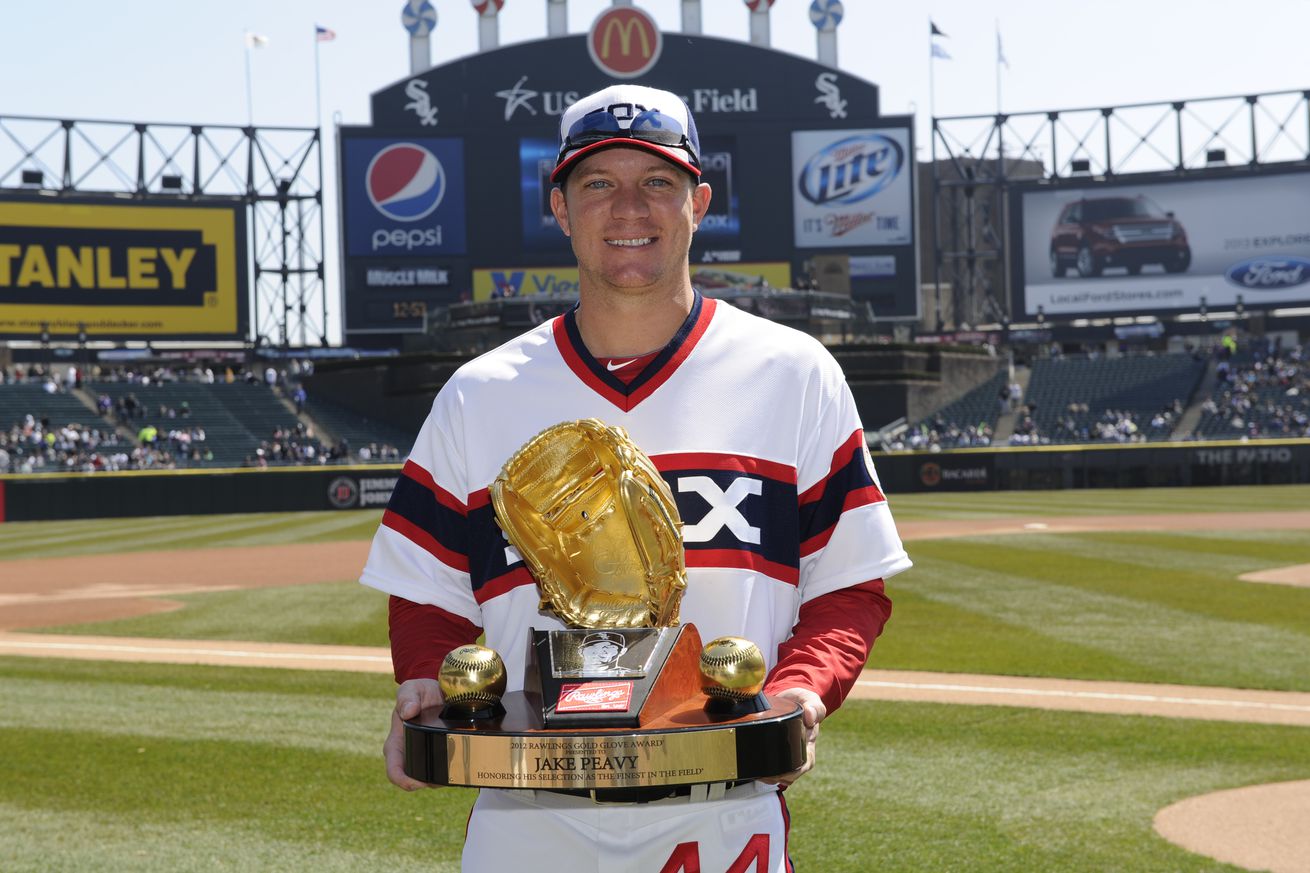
[361,292,911,872]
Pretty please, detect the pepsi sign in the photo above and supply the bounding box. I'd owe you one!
[342,137,466,257]
[1225,257,1310,291]
[367,144,446,221]
[792,128,912,249]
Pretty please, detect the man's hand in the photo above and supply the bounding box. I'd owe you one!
[759,687,826,788]
[385,677,444,790]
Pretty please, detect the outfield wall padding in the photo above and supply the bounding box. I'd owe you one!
[0,466,401,523]
[874,439,1310,493]
[1,440,1306,522]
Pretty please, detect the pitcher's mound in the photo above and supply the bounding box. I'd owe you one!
[1154,780,1310,872]
[1239,564,1310,588]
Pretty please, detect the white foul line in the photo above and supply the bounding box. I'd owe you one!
[857,679,1310,714]
[0,639,392,665]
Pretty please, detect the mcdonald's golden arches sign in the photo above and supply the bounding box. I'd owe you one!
[587,6,662,79]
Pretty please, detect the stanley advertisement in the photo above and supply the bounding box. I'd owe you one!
[0,198,246,338]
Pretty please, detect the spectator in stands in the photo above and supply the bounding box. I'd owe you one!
[0,417,130,474]
[292,386,307,413]
[1009,414,1042,446]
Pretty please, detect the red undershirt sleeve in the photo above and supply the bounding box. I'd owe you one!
[388,595,481,684]
[763,579,892,716]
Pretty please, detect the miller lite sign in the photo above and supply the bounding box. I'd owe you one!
[791,128,913,248]
[588,6,662,79]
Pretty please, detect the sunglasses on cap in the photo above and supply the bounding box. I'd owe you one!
[557,105,701,171]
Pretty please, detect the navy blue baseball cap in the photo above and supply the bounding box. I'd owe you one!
[552,84,702,183]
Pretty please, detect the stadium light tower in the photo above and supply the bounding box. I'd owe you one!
[547,0,568,36]
[745,0,774,46]
[809,0,842,67]
[473,1,505,51]
[681,0,702,33]
[402,0,437,74]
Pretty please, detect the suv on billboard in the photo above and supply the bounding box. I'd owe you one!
[1049,195,1191,278]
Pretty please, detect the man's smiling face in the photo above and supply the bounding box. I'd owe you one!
[551,147,711,299]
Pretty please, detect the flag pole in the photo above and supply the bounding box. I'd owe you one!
[314,31,323,129]
[244,32,255,126]
[995,20,1002,117]
[928,19,937,122]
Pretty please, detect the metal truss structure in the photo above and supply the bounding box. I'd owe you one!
[930,88,1310,330]
[0,114,326,347]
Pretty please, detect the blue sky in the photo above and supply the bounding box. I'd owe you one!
[3,0,1308,342]
[7,1,1307,131]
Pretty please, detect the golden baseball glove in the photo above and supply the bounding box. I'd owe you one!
[489,419,686,628]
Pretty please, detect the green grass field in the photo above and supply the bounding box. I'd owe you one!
[3,484,1309,871]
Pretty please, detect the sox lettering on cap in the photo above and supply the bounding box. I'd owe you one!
[552,84,702,183]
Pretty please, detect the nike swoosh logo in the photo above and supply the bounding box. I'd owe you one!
[606,359,637,372]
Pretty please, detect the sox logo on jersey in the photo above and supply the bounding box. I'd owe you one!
[679,476,762,544]
[502,472,763,564]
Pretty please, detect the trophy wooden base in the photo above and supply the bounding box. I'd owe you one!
[403,691,806,792]
[404,622,806,795]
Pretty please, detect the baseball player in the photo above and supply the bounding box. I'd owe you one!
[361,83,911,872]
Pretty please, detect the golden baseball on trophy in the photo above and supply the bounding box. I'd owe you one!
[439,644,507,714]
[699,636,767,701]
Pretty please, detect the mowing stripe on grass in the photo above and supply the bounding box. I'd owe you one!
[0,510,380,559]
[211,511,382,547]
[0,514,292,558]
[933,532,1310,633]
[854,673,1310,725]
[887,484,1310,520]
[903,550,1310,690]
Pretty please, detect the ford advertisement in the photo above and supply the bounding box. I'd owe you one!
[791,128,913,249]
[1017,172,1310,316]
[341,137,467,257]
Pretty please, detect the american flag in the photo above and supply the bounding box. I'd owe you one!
[315,24,336,42]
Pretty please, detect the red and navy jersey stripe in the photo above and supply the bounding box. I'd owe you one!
[798,429,886,557]
[381,438,883,603]
[554,291,716,411]
[463,452,802,599]
[381,460,469,572]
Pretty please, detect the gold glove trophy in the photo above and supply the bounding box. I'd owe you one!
[403,420,806,798]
